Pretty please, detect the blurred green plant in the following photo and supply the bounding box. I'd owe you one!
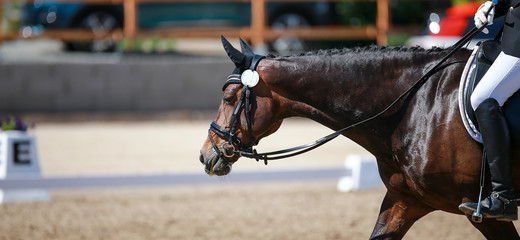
[452,0,486,5]
[387,33,410,46]
[119,37,177,52]
[1,2,22,34]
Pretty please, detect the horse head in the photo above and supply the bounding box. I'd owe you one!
[199,36,283,176]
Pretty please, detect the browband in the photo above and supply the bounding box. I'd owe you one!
[221,54,265,91]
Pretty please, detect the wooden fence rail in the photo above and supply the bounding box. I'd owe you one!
[0,0,390,49]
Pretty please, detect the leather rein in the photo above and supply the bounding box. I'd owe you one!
[208,25,486,165]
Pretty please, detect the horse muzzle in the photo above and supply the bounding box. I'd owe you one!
[199,150,233,176]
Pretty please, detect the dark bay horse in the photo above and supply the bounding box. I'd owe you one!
[199,37,520,239]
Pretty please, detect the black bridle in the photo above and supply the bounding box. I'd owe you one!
[208,73,257,159]
[208,54,264,163]
[208,24,487,165]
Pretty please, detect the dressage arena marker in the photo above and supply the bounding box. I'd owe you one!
[0,131,50,203]
[337,155,384,192]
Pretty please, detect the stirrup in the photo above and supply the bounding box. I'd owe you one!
[473,193,517,222]
[467,192,516,223]
[471,186,485,223]
[472,151,487,223]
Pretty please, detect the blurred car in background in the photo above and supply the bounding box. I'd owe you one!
[21,1,336,53]
[406,2,504,49]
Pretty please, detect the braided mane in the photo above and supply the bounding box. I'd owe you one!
[269,45,458,59]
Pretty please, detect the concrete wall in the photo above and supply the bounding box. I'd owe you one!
[0,57,234,113]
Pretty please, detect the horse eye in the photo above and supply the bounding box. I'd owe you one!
[223,95,236,104]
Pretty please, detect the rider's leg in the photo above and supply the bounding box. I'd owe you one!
[459,52,520,221]
[459,98,517,221]
[470,52,520,109]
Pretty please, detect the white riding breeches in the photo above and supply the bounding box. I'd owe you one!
[471,51,520,110]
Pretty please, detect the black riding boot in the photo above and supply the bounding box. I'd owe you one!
[459,98,518,221]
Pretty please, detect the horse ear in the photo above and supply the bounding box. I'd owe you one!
[239,38,254,56]
[221,36,246,69]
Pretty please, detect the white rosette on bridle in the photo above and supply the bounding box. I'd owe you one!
[241,69,259,88]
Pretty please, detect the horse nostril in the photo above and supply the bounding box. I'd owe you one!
[199,152,205,165]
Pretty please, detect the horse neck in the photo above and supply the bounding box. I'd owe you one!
[257,48,452,153]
